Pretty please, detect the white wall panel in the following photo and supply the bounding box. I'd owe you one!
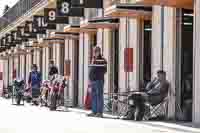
[119,18,127,92]
[163,7,176,119]
[129,18,141,91]
[78,33,85,106]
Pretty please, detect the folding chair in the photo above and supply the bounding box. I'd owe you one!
[104,93,113,113]
[143,85,182,121]
[115,96,129,118]
[143,97,168,120]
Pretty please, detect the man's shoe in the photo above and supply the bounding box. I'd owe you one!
[121,117,132,120]
[87,113,96,117]
[95,113,103,118]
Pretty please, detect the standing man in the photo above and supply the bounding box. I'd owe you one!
[48,60,58,82]
[28,64,42,104]
[88,46,107,117]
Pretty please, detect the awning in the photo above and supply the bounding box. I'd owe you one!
[64,24,97,34]
[105,4,152,19]
[80,17,119,29]
[0,55,8,60]
[64,25,81,33]
[43,37,65,45]
[156,0,193,9]
[13,49,28,55]
[134,0,193,9]
[32,41,49,48]
[130,0,158,5]
[51,32,79,40]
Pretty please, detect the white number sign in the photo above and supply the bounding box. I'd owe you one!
[61,2,70,14]
[37,17,48,27]
[49,10,56,21]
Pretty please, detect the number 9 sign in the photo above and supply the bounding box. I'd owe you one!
[44,8,56,23]
[57,0,71,16]
[49,10,56,21]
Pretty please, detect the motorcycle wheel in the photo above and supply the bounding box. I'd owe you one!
[50,93,57,111]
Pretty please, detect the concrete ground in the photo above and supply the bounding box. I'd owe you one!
[0,98,199,133]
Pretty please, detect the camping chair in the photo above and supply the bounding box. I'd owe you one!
[142,85,180,121]
[104,93,113,113]
[143,96,169,120]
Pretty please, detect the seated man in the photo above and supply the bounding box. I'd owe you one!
[123,70,169,120]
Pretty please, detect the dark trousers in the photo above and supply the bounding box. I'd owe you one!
[91,80,104,114]
[132,93,163,120]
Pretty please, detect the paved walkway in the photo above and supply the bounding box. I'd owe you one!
[0,98,199,133]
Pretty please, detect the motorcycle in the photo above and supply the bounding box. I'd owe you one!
[49,81,59,110]
[57,78,67,107]
[12,80,25,105]
[49,75,66,111]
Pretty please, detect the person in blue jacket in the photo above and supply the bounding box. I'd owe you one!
[28,64,42,102]
[87,46,107,117]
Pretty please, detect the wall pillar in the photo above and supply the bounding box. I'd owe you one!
[119,18,127,92]
[19,54,25,80]
[26,51,32,84]
[118,18,141,92]
[152,6,176,119]
[163,7,176,119]
[15,56,20,80]
[8,57,13,85]
[56,44,62,75]
[83,33,90,105]
[78,33,90,107]
[78,33,84,107]
[2,59,9,89]
[193,0,200,125]
[45,47,50,80]
[37,49,41,71]
[65,38,78,106]
[152,6,163,76]
[65,38,70,106]
[42,48,46,80]
[33,49,36,65]
[53,44,57,66]
[101,28,112,93]
[129,18,141,91]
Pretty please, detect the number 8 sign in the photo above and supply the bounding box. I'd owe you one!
[57,0,71,16]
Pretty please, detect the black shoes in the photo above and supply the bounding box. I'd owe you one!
[87,113,103,118]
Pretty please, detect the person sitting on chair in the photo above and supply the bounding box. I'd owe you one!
[123,70,169,121]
